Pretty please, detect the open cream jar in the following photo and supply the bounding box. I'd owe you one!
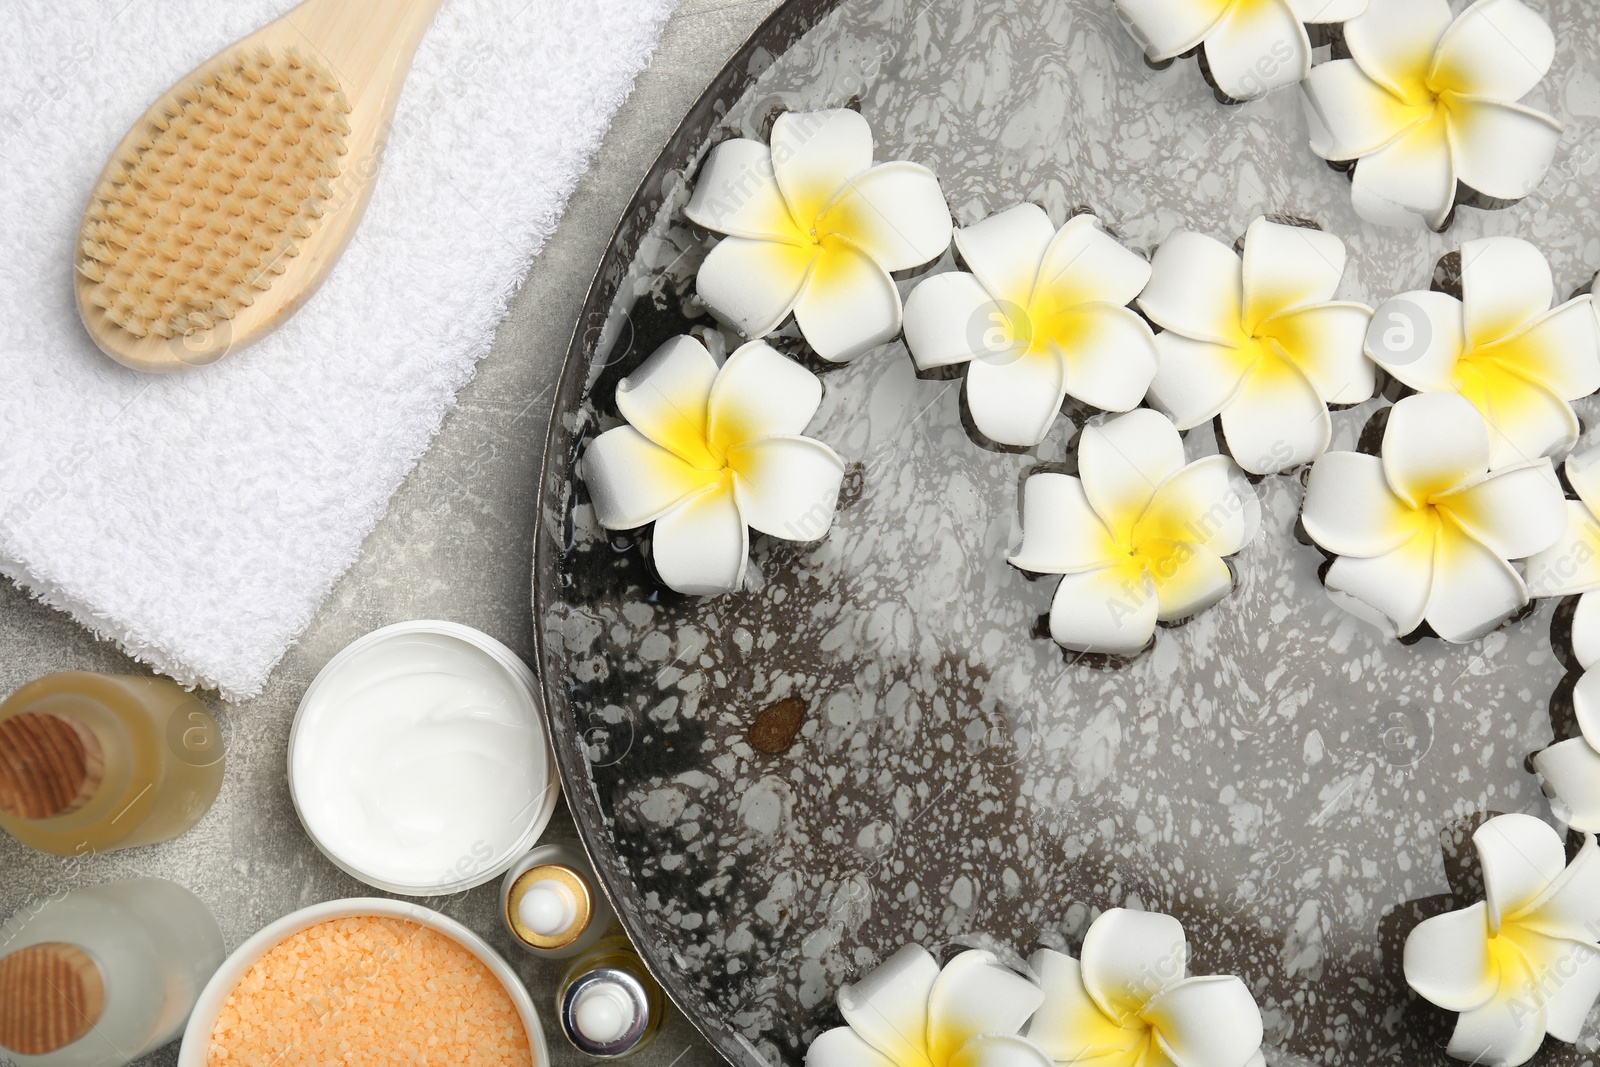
[288,621,559,895]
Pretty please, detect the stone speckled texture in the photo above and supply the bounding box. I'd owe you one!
[536,1,1600,1066]
[0,1,782,1065]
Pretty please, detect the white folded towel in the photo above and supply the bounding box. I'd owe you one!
[0,0,676,698]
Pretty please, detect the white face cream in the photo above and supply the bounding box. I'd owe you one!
[289,622,557,894]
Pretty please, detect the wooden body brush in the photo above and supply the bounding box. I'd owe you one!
[75,0,444,372]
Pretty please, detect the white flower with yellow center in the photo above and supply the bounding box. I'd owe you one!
[1139,217,1376,475]
[1009,409,1260,656]
[807,945,1052,1067]
[1025,909,1266,1067]
[1117,0,1367,101]
[1301,392,1565,642]
[1300,0,1562,230]
[1404,813,1600,1067]
[1366,237,1600,471]
[900,204,1159,448]
[580,335,845,596]
[685,108,953,363]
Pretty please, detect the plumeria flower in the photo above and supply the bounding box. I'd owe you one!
[1116,0,1367,101]
[581,335,845,596]
[1366,237,1600,470]
[1536,669,1600,834]
[902,204,1159,448]
[1301,392,1565,642]
[1009,409,1260,655]
[1139,217,1375,475]
[1025,909,1266,1067]
[684,108,952,362]
[1301,0,1562,230]
[807,945,1051,1067]
[1404,813,1600,1067]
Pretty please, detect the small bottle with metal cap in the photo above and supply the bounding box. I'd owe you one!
[500,841,615,959]
[556,936,665,1059]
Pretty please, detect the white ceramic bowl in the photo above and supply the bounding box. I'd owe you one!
[176,897,552,1067]
[287,620,560,895]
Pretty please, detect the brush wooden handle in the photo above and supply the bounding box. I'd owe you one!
[76,0,445,372]
[0,943,106,1055]
[0,712,104,821]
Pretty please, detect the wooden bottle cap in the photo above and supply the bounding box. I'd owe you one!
[0,713,105,821]
[0,942,106,1055]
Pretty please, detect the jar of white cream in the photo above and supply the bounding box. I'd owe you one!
[288,621,559,895]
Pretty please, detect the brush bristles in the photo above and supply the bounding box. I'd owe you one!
[78,46,351,341]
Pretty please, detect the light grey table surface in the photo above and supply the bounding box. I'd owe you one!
[0,1,782,1063]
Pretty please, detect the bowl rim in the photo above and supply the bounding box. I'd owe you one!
[176,896,552,1067]
[287,619,561,896]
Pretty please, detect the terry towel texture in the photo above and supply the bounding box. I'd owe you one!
[0,0,677,698]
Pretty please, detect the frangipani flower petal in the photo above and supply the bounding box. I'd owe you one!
[1241,219,1346,329]
[1365,290,1465,393]
[1079,410,1188,542]
[1204,1,1311,101]
[1148,332,1252,430]
[1025,950,1145,1064]
[836,944,937,1067]
[1079,909,1188,1023]
[771,109,873,228]
[955,203,1055,307]
[1474,812,1567,929]
[1448,99,1563,203]
[826,162,953,273]
[1533,738,1600,833]
[1577,671,1600,756]
[1492,300,1600,402]
[1518,834,1600,943]
[1142,975,1265,1067]
[1113,0,1228,62]
[1446,975,1548,1067]
[926,951,1047,1067]
[698,236,815,339]
[948,1034,1056,1067]
[1303,452,1426,558]
[1403,901,1497,1012]
[1433,462,1565,561]
[709,340,825,448]
[1325,526,1436,636]
[794,239,902,362]
[1575,591,1600,670]
[583,427,718,529]
[903,272,1007,370]
[1429,0,1555,100]
[1009,474,1122,575]
[615,335,719,468]
[1286,0,1367,21]
[1139,455,1256,557]
[965,351,1068,448]
[1566,451,1600,519]
[1259,303,1377,404]
[1342,0,1453,101]
[808,1027,899,1067]
[1034,215,1153,311]
[1350,112,1456,230]
[652,482,748,595]
[729,435,845,541]
[1137,233,1244,347]
[1054,304,1160,414]
[1381,392,1490,508]
[1461,237,1555,349]
[1049,566,1159,656]
[1301,59,1426,160]
[1538,939,1600,1043]
[1218,354,1332,475]
[1148,543,1234,623]
[1459,362,1581,470]
[1426,522,1528,641]
[685,138,800,242]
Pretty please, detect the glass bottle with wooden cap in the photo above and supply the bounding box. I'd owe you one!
[0,672,225,856]
[500,840,617,959]
[0,878,224,1066]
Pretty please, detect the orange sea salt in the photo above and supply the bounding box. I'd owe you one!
[207,916,533,1067]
